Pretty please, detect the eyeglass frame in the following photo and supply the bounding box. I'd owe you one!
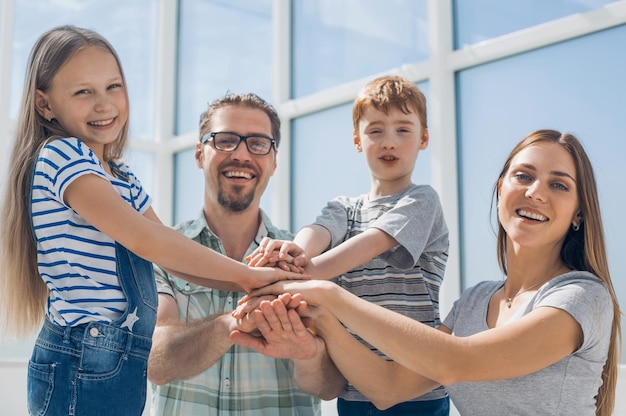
[200,131,277,155]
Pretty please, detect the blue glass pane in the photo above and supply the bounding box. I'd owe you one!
[10,0,158,140]
[454,0,618,48]
[457,25,626,356]
[177,0,273,135]
[291,82,431,231]
[126,150,155,197]
[292,0,428,98]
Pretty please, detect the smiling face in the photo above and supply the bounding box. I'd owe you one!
[354,106,428,196]
[34,46,128,160]
[497,141,581,252]
[196,105,277,213]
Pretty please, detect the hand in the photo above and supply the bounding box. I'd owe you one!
[241,266,309,293]
[247,238,309,269]
[229,297,321,360]
[233,292,299,320]
[236,280,334,315]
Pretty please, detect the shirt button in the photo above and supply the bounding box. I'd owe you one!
[227,296,233,303]
[224,378,230,387]
[89,328,99,337]
[185,284,190,290]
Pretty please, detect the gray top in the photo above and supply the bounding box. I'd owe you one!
[443,271,612,415]
[314,183,449,402]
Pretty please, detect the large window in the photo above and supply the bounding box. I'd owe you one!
[454,0,619,48]
[176,0,273,135]
[291,0,428,98]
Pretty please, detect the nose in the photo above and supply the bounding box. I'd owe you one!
[230,139,252,162]
[93,92,112,112]
[381,133,398,150]
[525,180,546,202]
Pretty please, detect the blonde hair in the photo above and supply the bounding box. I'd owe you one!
[352,75,427,132]
[0,25,130,338]
[493,129,622,416]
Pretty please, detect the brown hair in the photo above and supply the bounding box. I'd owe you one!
[352,75,427,132]
[493,129,621,416]
[199,93,281,147]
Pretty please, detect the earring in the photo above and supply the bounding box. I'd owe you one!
[572,223,580,232]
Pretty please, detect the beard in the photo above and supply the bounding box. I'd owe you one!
[217,185,255,212]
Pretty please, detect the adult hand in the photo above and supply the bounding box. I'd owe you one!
[230,297,321,360]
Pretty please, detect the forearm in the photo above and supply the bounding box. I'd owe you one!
[148,313,235,385]
[314,311,439,409]
[292,336,346,400]
[305,228,398,280]
[161,266,243,292]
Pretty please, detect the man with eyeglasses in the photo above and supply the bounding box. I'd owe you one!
[148,93,345,415]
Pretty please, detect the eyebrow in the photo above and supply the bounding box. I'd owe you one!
[515,163,577,183]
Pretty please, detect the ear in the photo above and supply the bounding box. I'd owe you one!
[195,142,204,168]
[572,211,583,228]
[353,132,362,152]
[420,128,429,150]
[35,89,54,120]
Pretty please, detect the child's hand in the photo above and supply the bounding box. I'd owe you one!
[247,238,309,269]
[241,266,309,294]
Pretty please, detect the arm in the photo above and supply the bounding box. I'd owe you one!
[64,174,303,292]
[230,297,345,399]
[244,280,583,385]
[308,302,441,409]
[304,227,398,280]
[148,294,258,384]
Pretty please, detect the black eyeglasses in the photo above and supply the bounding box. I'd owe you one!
[200,132,276,155]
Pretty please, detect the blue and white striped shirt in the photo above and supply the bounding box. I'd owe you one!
[31,137,151,326]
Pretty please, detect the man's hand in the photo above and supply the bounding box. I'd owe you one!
[230,297,319,360]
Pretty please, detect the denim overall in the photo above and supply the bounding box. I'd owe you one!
[27,242,158,416]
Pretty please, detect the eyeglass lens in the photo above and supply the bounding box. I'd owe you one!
[213,132,273,155]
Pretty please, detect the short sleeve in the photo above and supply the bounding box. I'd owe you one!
[534,274,612,354]
[373,186,448,269]
[36,138,107,205]
[312,198,350,248]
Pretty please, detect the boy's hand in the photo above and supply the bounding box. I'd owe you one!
[247,238,309,269]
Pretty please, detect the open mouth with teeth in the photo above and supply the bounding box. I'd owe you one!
[224,170,254,180]
[380,156,398,161]
[88,118,115,127]
[517,209,548,222]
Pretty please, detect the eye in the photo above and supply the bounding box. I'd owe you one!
[551,182,569,191]
[397,128,411,134]
[74,89,90,95]
[108,83,124,90]
[513,172,532,182]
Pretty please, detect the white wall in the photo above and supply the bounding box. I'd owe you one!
[1,360,624,415]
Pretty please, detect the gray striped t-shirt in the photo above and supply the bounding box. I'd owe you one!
[31,137,151,326]
[314,183,449,402]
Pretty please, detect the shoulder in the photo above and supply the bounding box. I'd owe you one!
[39,137,99,165]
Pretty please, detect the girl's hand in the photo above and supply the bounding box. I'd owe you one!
[240,266,309,294]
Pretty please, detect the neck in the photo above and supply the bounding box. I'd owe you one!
[369,179,412,200]
[203,203,261,262]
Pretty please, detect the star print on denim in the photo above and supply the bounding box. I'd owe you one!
[120,307,140,332]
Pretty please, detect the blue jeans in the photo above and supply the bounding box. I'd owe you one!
[27,243,157,416]
[337,396,450,416]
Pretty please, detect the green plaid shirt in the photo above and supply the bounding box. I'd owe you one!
[150,211,321,416]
